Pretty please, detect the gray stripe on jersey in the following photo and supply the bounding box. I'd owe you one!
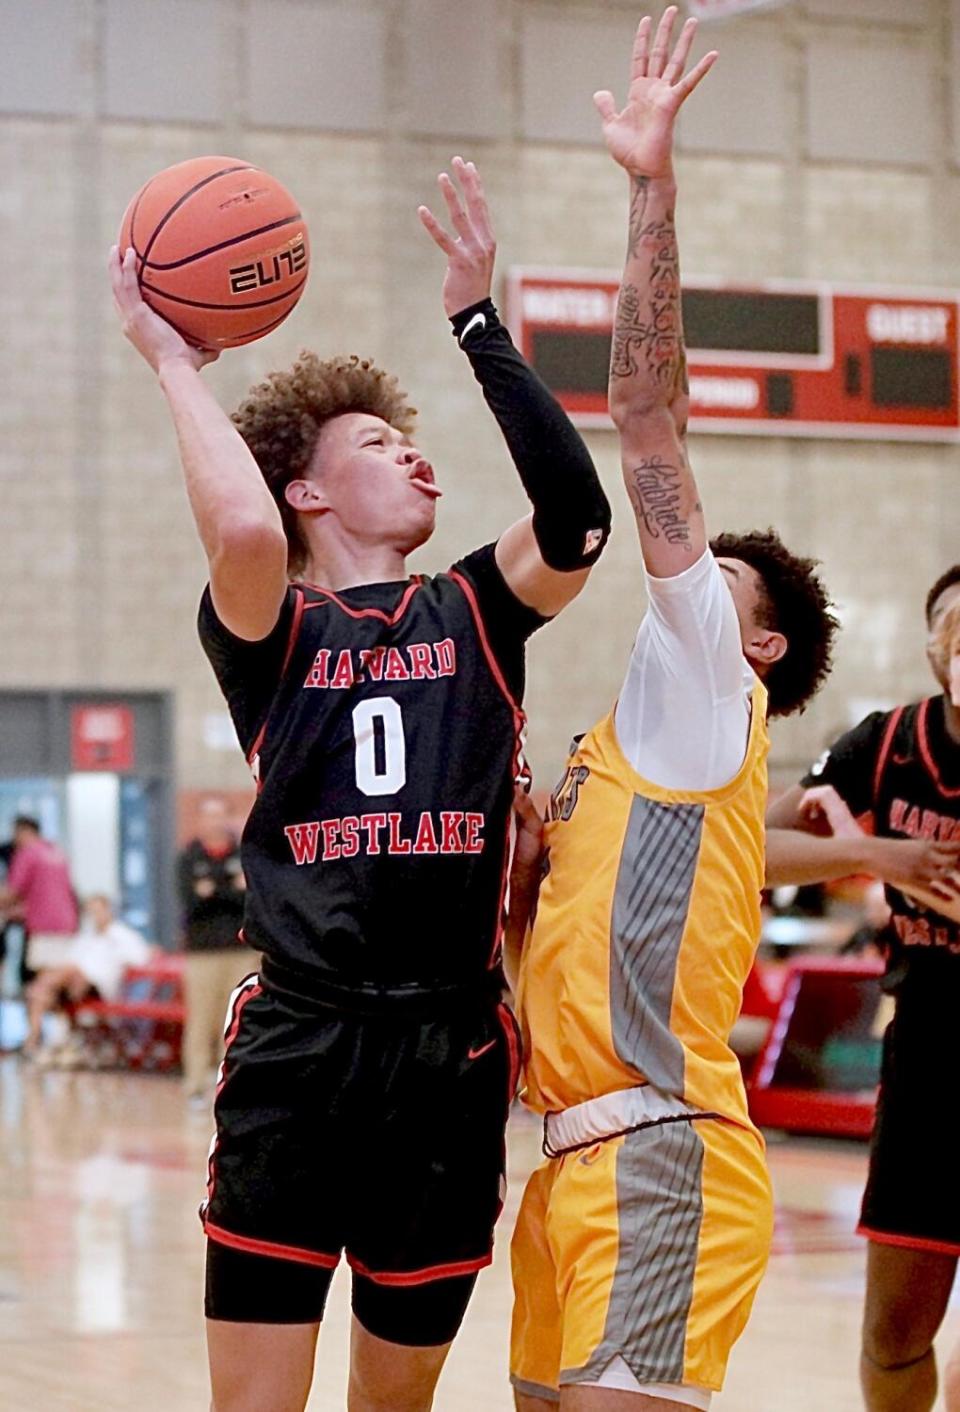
[561,1121,705,1387]
[610,795,704,1091]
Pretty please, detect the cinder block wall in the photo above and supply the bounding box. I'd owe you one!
[1,0,957,795]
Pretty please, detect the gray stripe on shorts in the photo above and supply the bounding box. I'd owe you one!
[561,1121,705,1387]
[510,1374,560,1403]
[610,796,704,1094]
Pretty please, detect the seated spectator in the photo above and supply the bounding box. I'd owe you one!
[24,894,152,1060]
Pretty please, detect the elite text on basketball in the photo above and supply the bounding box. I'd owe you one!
[230,234,308,294]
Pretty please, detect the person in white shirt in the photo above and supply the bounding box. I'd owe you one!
[71,894,154,1000]
[24,894,152,1054]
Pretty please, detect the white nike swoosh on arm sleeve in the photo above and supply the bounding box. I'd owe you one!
[459,312,487,345]
[614,549,754,792]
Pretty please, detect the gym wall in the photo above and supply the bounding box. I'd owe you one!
[0,0,957,793]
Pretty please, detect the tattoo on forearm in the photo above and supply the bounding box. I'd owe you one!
[627,455,694,551]
[611,177,683,392]
[627,176,651,259]
[610,283,648,381]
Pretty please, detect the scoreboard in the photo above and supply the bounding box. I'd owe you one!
[506,268,960,442]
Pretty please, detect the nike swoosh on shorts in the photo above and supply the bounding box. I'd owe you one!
[467,1038,497,1061]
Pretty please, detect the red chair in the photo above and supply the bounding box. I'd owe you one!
[747,954,885,1138]
[72,957,186,1072]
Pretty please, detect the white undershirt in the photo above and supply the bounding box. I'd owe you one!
[614,549,755,792]
[71,921,151,1002]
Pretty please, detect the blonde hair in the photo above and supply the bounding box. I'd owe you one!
[232,352,417,574]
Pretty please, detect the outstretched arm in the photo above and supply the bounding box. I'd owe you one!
[419,159,610,618]
[595,8,716,578]
[109,247,288,641]
[599,13,751,792]
[766,784,960,897]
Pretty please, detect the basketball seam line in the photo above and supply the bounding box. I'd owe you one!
[233,309,292,341]
[141,213,304,272]
[157,304,290,350]
[127,182,149,281]
[137,163,255,273]
[155,308,209,347]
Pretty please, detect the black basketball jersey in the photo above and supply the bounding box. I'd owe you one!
[803,696,960,1018]
[199,544,543,995]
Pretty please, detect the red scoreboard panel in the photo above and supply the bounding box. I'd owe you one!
[506,268,960,441]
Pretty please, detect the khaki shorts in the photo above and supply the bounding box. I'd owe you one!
[27,933,77,970]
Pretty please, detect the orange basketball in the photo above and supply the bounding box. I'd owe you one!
[118,156,310,350]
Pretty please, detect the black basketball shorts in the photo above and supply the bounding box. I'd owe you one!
[201,969,520,1343]
[858,1015,960,1256]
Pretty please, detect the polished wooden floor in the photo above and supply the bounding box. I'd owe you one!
[1,1058,957,1411]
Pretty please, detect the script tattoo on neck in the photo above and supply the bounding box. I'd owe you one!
[627,455,693,552]
[611,175,683,391]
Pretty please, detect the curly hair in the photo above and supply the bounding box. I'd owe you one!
[925,564,960,626]
[710,529,838,718]
[231,352,417,573]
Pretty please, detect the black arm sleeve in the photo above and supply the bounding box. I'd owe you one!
[799,711,890,823]
[451,298,611,572]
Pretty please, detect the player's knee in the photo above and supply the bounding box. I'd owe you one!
[211,1373,308,1412]
[210,1341,313,1412]
[347,1358,436,1412]
[862,1314,934,1373]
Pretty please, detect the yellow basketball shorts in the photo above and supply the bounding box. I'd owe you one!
[510,1116,773,1398]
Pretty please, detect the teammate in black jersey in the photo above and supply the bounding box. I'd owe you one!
[109,158,611,1412]
[767,564,960,1412]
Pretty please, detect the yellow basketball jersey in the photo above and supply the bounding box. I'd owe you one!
[517,681,769,1129]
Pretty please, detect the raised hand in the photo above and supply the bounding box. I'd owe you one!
[593,7,718,180]
[417,156,496,319]
[109,245,219,375]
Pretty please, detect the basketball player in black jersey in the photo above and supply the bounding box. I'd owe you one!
[109,158,610,1412]
[767,564,960,1412]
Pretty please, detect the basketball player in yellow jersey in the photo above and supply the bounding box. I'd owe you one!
[509,12,839,1411]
